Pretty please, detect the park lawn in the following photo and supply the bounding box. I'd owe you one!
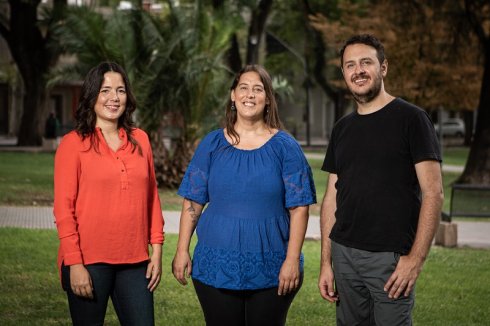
[0,148,469,215]
[0,151,184,210]
[0,152,55,206]
[441,146,470,166]
[0,229,489,325]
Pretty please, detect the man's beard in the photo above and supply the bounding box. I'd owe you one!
[349,73,383,104]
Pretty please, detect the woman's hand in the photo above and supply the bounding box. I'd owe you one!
[279,205,308,296]
[278,257,301,296]
[146,244,162,292]
[172,250,192,285]
[70,264,93,299]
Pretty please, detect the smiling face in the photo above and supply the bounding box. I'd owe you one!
[342,43,387,104]
[94,72,127,125]
[231,71,269,122]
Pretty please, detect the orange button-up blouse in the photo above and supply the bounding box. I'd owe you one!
[53,128,164,273]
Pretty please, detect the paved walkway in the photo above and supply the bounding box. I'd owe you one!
[1,206,489,248]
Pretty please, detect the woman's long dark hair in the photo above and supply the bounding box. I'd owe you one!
[75,61,141,154]
[224,64,284,145]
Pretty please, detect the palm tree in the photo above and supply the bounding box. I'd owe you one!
[51,2,237,187]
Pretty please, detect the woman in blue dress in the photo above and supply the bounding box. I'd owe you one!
[172,64,316,325]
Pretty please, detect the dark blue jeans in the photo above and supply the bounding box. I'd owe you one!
[62,262,154,326]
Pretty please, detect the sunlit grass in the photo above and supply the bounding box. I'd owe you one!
[0,229,488,325]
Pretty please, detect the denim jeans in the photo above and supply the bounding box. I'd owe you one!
[62,262,154,326]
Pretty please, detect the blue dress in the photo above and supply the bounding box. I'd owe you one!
[178,129,316,290]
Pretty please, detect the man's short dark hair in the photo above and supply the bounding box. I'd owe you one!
[340,34,386,67]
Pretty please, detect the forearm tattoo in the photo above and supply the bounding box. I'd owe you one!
[186,202,201,224]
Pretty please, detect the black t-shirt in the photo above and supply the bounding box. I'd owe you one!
[322,98,441,254]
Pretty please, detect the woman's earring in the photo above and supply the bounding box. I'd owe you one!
[231,102,236,111]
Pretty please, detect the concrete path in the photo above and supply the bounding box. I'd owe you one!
[1,206,489,249]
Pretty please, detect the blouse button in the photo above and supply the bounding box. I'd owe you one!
[121,169,124,172]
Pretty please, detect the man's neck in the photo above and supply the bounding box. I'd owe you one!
[356,91,395,115]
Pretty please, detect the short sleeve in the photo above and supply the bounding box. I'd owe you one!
[281,136,317,208]
[177,131,219,205]
[408,110,442,164]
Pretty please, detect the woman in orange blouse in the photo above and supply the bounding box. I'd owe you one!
[54,62,164,325]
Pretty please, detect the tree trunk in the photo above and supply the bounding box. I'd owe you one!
[1,0,64,146]
[463,110,474,146]
[7,1,42,145]
[17,83,47,146]
[458,38,490,184]
[211,1,241,73]
[246,0,273,64]
[227,34,242,73]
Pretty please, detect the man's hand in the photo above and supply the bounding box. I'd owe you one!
[318,263,338,303]
[384,255,423,299]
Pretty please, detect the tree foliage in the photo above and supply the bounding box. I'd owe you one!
[52,2,238,187]
[310,0,482,111]
[310,0,490,184]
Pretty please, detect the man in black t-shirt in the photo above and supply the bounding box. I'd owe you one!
[318,34,443,325]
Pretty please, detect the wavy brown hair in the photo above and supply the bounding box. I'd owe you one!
[224,64,284,145]
[75,61,141,154]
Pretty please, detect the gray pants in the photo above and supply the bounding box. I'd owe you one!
[332,241,414,326]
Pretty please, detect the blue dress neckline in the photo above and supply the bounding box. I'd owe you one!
[220,129,282,152]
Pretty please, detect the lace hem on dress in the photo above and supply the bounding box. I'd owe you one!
[192,243,304,290]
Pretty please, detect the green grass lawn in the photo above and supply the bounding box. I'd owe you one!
[441,147,470,166]
[1,147,489,324]
[0,147,470,215]
[0,152,55,206]
[0,229,489,325]
[0,151,185,210]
